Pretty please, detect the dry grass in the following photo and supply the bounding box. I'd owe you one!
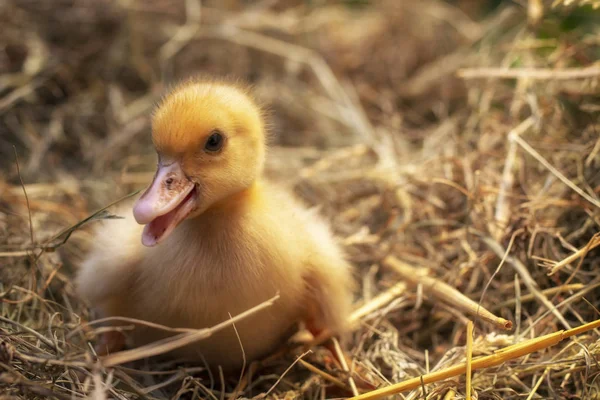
[1,0,600,399]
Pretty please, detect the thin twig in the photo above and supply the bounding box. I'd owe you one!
[332,337,359,397]
[101,295,278,367]
[0,315,57,350]
[228,312,247,400]
[465,321,474,400]
[13,146,34,244]
[510,132,600,210]
[384,256,512,330]
[42,189,142,251]
[546,233,600,276]
[263,350,311,398]
[494,284,584,309]
[458,66,600,80]
[349,319,600,400]
[298,359,351,392]
[493,117,535,240]
[481,236,572,330]
[350,282,408,323]
[477,228,523,327]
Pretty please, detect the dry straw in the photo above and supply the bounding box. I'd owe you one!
[384,256,513,331]
[0,0,599,398]
[350,318,600,400]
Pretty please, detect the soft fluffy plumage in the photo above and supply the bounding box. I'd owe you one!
[76,79,354,371]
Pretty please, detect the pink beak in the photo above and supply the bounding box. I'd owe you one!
[133,162,196,247]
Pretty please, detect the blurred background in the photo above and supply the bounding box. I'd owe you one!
[0,0,557,182]
[1,0,600,398]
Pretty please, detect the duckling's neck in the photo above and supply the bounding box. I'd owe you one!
[214,180,262,212]
[188,180,263,229]
[167,181,265,282]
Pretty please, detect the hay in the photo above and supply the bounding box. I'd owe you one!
[1,0,599,398]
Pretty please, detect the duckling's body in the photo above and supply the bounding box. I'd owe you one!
[76,79,353,370]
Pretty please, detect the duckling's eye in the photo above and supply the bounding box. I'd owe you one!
[204,130,224,153]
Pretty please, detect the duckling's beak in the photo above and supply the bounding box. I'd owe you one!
[133,161,197,247]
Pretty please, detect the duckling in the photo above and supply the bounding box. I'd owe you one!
[76,78,354,371]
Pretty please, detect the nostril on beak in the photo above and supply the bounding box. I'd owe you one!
[165,178,174,186]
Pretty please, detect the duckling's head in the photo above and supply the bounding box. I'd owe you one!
[133,79,266,247]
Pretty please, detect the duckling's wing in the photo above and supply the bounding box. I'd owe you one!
[301,213,355,337]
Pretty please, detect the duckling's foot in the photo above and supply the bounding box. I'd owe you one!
[94,331,125,356]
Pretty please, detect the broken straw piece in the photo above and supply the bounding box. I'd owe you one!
[383,256,512,331]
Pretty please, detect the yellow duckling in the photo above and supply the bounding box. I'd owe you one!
[76,78,354,371]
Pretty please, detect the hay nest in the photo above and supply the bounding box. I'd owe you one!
[1,0,599,398]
